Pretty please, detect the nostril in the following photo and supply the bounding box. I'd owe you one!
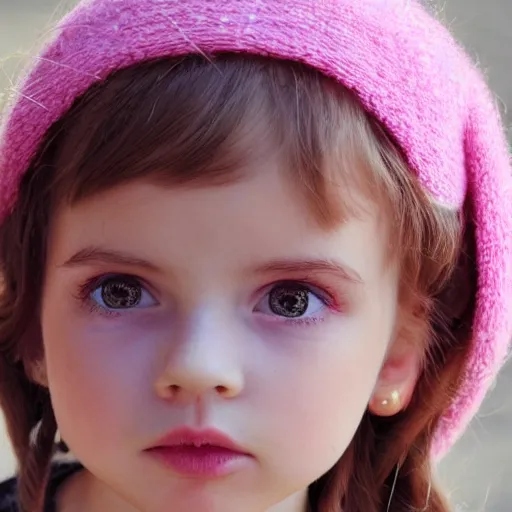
[215,385,229,394]
[155,382,181,401]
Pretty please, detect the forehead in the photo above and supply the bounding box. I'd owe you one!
[47,160,390,285]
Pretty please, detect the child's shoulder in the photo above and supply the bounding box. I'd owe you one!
[0,461,83,512]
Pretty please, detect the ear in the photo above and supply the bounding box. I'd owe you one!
[19,319,49,387]
[25,357,49,388]
[368,312,425,417]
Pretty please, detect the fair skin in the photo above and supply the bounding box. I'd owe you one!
[36,155,421,512]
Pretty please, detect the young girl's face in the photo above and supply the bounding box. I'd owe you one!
[40,153,401,511]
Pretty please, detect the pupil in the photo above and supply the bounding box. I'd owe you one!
[101,278,142,309]
[269,286,309,318]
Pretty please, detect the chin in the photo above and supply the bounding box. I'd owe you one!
[139,493,267,512]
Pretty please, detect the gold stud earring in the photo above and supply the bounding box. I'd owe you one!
[371,390,402,416]
[381,390,401,409]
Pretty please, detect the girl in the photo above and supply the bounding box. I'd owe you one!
[0,0,510,511]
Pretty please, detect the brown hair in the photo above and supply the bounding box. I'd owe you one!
[0,55,475,512]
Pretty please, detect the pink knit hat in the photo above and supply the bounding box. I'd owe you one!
[0,0,511,459]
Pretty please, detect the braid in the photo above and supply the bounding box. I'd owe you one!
[0,353,57,512]
[17,392,57,512]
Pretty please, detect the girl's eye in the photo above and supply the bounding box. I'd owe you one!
[255,282,326,319]
[90,276,157,310]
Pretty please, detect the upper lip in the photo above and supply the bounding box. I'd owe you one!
[148,427,249,454]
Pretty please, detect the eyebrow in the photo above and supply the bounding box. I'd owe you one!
[62,248,363,284]
[61,246,160,272]
[251,258,363,285]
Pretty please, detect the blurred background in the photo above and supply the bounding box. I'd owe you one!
[0,1,511,510]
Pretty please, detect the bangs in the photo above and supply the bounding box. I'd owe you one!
[48,55,406,229]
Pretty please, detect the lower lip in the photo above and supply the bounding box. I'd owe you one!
[147,445,251,478]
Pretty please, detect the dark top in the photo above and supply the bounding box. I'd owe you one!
[0,462,83,512]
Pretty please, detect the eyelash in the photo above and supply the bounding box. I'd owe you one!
[258,278,342,326]
[75,274,130,318]
[74,274,344,323]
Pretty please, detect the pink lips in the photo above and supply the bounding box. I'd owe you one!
[146,427,252,478]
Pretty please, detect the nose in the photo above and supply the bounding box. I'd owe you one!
[154,307,244,402]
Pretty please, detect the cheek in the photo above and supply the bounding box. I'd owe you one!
[40,304,161,451]
[251,312,393,479]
